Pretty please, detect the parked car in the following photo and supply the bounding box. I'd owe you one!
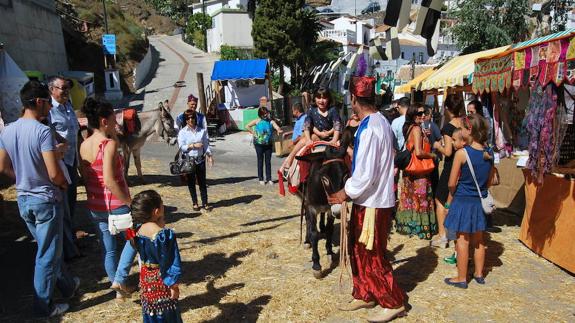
[319,7,334,13]
[361,2,381,14]
[303,4,319,13]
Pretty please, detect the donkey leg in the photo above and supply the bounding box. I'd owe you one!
[133,149,145,182]
[325,214,335,256]
[123,147,131,176]
[308,209,322,278]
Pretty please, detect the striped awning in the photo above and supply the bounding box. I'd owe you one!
[420,46,510,91]
[512,28,575,50]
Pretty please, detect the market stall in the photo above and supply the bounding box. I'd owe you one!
[472,29,575,273]
[210,59,271,130]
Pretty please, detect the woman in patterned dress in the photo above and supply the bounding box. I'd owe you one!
[395,104,438,239]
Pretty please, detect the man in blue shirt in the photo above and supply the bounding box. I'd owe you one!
[175,94,207,130]
[47,76,81,260]
[0,81,79,317]
[291,102,306,144]
[391,97,410,152]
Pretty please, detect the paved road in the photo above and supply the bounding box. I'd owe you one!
[129,35,219,116]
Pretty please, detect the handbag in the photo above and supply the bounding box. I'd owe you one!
[108,212,133,235]
[105,191,133,236]
[394,126,412,170]
[169,151,196,175]
[465,149,495,214]
[404,127,434,176]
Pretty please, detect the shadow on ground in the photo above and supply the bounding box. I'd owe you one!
[393,246,438,293]
[179,249,254,285]
[179,280,271,322]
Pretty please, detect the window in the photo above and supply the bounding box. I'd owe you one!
[419,52,424,63]
[401,52,405,59]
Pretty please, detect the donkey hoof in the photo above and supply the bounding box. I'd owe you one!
[313,269,323,279]
[303,243,311,250]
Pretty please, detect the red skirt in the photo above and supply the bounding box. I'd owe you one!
[349,205,405,308]
[140,265,181,322]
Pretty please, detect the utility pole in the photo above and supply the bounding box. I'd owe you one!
[102,0,109,34]
[202,0,208,52]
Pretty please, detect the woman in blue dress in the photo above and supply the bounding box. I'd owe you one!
[444,114,495,289]
[130,190,183,322]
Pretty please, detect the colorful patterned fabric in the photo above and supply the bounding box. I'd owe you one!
[526,85,559,184]
[395,175,437,239]
[472,54,513,94]
[253,119,273,145]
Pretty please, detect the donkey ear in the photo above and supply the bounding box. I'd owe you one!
[295,152,325,163]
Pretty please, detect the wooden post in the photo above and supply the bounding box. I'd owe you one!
[197,73,207,115]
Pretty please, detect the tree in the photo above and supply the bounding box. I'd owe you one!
[450,0,530,54]
[252,0,322,94]
[186,13,212,51]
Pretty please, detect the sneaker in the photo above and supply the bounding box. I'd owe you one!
[443,253,457,265]
[266,181,274,186]
[49,303,69,317]
[259,181,265,185]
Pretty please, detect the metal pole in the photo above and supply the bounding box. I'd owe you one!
[202,0,207,51]
[102,0,109,34]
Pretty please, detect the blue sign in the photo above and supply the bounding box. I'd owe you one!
[102,34,116,55]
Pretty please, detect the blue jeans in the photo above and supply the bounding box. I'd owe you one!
[255,144,272,182]
[17,195,76,317]
[90,205,137,285]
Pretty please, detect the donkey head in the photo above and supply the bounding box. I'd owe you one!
[156,102,178,145]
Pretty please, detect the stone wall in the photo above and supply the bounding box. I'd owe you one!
[0,0,68,75]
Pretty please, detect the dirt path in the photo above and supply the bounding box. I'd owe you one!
[1,134,574,322]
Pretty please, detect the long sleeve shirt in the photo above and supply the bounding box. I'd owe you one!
[177,125,211,162]
[345,112,395,209]
[48,98,79,166]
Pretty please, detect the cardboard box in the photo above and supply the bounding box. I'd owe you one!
[274,129,294,157]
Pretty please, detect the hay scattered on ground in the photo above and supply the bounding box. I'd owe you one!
[1,159,574,322]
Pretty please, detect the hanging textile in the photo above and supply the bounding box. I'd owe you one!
[472,54,513,94]
[384,0,412,32]
[414,0,443,56]
[526,84,559,184]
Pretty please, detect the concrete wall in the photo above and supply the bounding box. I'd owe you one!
[208,10,253,52]
[134,44,153,90]
[0,0,68,75]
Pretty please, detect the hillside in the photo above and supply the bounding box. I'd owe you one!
[56,0,177,94]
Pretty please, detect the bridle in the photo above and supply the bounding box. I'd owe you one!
[319,158,349,198]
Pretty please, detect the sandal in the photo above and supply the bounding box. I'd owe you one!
[202,204,212,212]
[193,204,201,211]
[111,282,135,298]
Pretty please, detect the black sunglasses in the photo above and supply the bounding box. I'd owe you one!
[416,111,425,116]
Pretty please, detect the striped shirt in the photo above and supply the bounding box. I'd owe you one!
[83,139,130,212]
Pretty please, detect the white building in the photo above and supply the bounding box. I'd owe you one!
[190,0,249,16]
[206,8,253,53]
[325,16,375,46]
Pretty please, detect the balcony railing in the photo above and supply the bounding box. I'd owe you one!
[319,29,357,45]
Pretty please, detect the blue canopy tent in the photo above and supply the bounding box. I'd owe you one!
[210,59,272,130]
[211,59,269,81]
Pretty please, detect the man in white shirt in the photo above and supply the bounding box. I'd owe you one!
[329,76,406,322]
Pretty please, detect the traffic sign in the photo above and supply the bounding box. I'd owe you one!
[102,34,116,55]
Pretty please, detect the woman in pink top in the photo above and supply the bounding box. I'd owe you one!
[79,98,136,298]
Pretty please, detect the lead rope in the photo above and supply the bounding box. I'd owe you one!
[338,202,352,288]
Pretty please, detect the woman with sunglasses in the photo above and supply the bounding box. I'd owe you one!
[395,104,437,240]
[177,110,214,211]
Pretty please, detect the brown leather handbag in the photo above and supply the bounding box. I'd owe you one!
[404,126,435,176]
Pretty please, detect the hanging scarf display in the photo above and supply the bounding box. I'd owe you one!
[526,84,559,184]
